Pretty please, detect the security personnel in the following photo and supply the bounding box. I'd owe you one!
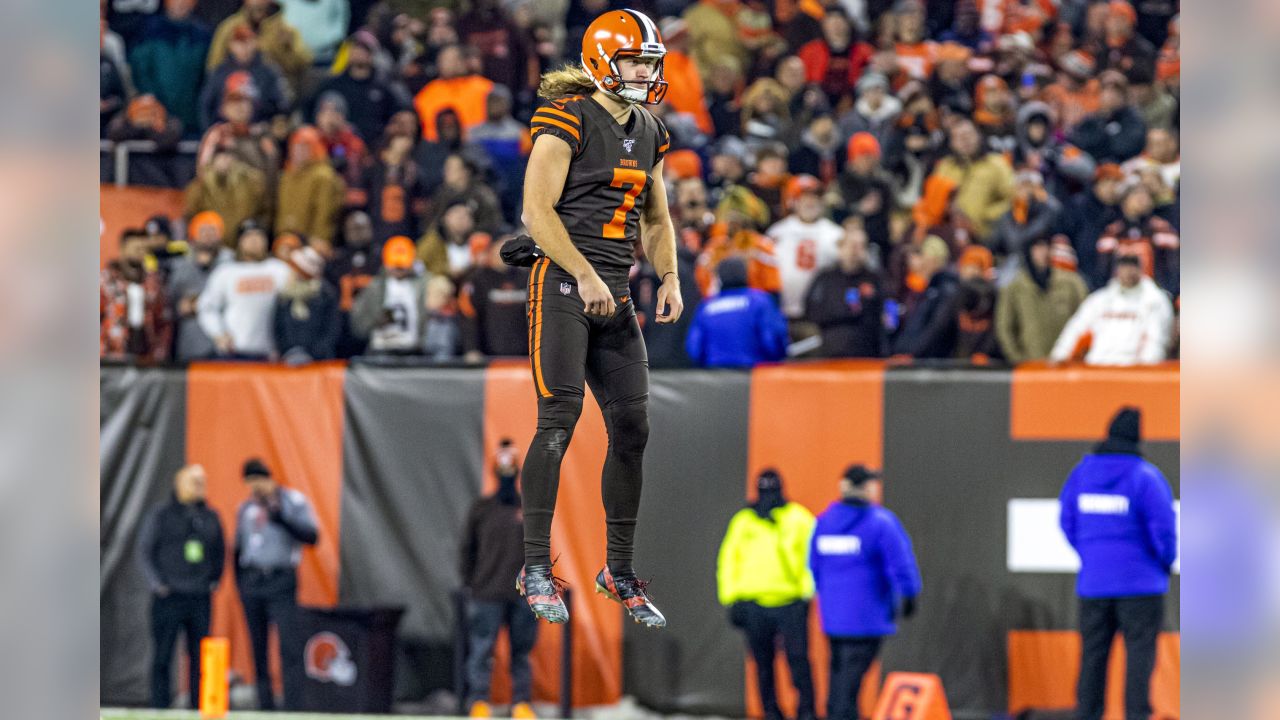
[234,457,319,711]
[717,469,817,720]
[810,465,921,720]
[1059,407,1177,720]
[137,464,225,709]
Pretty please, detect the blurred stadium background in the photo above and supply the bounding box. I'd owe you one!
[99,0,1180,718]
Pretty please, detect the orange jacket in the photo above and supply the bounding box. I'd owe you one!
[662,50,715,134]
[414,75,496,141]
[696,224,782,296]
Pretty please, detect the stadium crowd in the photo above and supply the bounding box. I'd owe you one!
[101,0,1180,368]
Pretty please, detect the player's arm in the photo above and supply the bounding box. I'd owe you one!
[522,134,616,316]
[640,160,684,323]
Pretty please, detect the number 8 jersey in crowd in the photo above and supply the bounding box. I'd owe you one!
[529,94,670,294]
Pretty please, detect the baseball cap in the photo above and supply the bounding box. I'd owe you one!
[842,465,881,486]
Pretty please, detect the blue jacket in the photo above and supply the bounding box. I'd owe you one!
[685,287,788,368]
[809,500,922,637]
[1059,453,1178,598]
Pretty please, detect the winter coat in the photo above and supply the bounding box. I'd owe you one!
[930,152,1016,240]
[685,287,789,368]
[1049,276,1174,365]
[717,503,817,607]
[995,267,1088,363]
[183,162,270,245]
[276,160,345,243]
[129,14,212,133]
[1069,105,1147,164]
[892,270,961,358]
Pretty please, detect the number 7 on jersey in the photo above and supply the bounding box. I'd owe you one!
[603,168,648,239]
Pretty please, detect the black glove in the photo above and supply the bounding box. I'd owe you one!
[500,234,543,267]
[728,601,750,629]
[900,596,917,619]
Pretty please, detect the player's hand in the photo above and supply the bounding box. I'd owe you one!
[655,275,683,324]
[577,272,616,317]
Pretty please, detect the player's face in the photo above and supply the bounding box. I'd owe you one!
[617,56,658,90]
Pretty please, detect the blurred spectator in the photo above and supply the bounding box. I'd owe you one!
[352,236,428,355]
[990,170,1061,283]
[468,86,532,221]
[936,0,993,52]
[952,245,999,360]
[1011,101,1096,197]
[276,0,348,64]
[686,257,788,368]
[684,0,750,81]
[837,73,901,155]
[659,18,715,135]
[717,469,817,720]
[359,132,427,244]
[1121,128,1179,193]
[234,458,319,711]
[414,43,495,142]
[415,107,471,196]
[973,74,1017,155]
[1069,71,1146,164]
[706,61,744,138]
[276,126,345,246]
[748,145,792,229]
[197,222,292,359]
[460,440,538,719]
[312,92,369,193]
[891,0,937,81]
[797,9,874,105]
[423,275,463,361]
[274,246,339,363]
[328,211,380,357]
[1127,66,1177,132]
[458,0,532,95]
[136,464,224,710]
[308,31,409,144]
[106,95,184,150]
[128,0,211,135]
[168,213,233,362]
[418,200,490,280]
[184,147,270,246]
[833,132,895,259]
[632,244,702,369]
[144,214,191,273]
[208,0,312,101]
[891,236,958,358]
[740,80,795,151]
[697,186,781,296]
[459,237,530,359]
[1049,254,1173,366]
[201,24,292,130]
[768,175,842,321]
[101,230,172,364]
[1054,163,1124,288]
[1042,50,1101,132]
[927,43,974,117]
[1058,407,1177,720]
[930,119,1015,242]
[789,114,843,184]
[804,223,887,358]
[885,83,946,207]
[424,154,504,235]
[100,48,130,138]
[810,465,921,720]
[707,137,750,198]
[1099,0,1156,78]
[1094,184,1179,295]
[196,86,281,187]
[101,2,137,93]
[995,234,1088,364]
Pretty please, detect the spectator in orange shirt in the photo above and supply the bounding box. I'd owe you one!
[658,18,715,135]
[696,185,781,297]
[796,8,875,105]
[891,0,937,81]
[413,43,495,142]
[1043,50,1101,131]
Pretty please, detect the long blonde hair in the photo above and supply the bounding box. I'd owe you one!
[538,65,597,100]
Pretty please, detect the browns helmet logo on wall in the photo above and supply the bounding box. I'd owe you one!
[304,631,357,686]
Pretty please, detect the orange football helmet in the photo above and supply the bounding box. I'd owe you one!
[580,9,668,104]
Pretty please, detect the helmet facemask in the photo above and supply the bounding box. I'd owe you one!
[582,43,669,105]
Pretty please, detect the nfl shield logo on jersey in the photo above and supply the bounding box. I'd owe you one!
[560,281,573,296]
[622,138,636,153]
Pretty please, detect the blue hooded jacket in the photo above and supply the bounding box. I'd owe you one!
[685,287,788,368]
[809,500,922,637]
[1059,453,1178,598]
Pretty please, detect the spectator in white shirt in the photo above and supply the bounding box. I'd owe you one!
[766,175,843,321]
[197,222,293,359]
[1049,254,1174,366]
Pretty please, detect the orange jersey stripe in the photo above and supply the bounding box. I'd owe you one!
[534,107,581,126]
[530,258,552,398]
[531,116,580,141]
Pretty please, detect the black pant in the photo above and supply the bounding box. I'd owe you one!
[150,592,211,709]
[522,260,650,572]
[827,637,882,720]
[1077,595,1163,720]
[740,601,815,719]
[466,599,539,704]
[239,568,302,711]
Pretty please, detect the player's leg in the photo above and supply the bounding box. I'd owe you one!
[519,262,589,622]
[586,301,665,627]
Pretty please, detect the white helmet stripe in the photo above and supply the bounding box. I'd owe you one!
[624,8,659,44]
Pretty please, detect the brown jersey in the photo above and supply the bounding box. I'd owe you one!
[529,95,671,285]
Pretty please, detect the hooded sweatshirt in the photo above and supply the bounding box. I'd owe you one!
[810,499,922,636]
[1049,276,1173,365]
[1059,449,1178,597]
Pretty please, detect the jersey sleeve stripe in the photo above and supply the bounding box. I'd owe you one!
[658,143,670,152]
[531,116,581,141]
[534,107,581,126]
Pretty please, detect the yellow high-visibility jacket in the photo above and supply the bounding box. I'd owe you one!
[716,502,816,607]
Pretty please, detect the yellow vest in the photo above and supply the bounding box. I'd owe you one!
[716,502,816,607]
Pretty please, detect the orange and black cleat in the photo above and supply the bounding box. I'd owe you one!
[517,564,570,624]
[595,566,666,628]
